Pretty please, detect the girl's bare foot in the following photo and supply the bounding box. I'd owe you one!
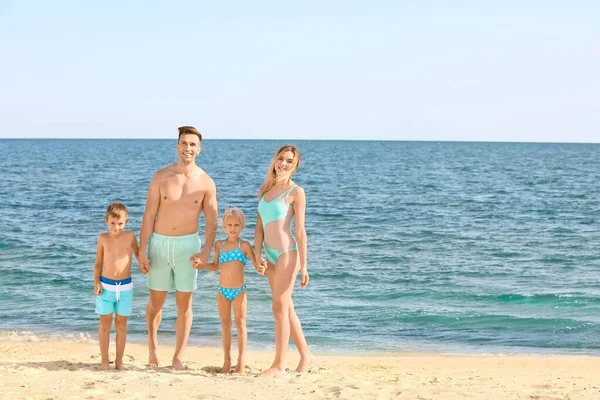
[220,359,231,374]
[233,361,245,374]
[296,353,315,373]
[98,361,109,371]
[147,350,159,367]
[171,358,188,371]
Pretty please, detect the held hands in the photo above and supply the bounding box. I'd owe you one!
[189,252,208,269]
[138,251,150,274]
[255,257,268,276]
[299,267,309,288]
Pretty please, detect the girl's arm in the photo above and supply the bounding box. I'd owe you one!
[94,235,104,294]
[292,186,309,288]
[201,241,221,272]
[242,241,267,275]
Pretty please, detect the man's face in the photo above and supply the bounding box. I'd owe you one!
[176,133,201,163]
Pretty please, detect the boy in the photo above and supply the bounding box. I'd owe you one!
[94,202,139,371]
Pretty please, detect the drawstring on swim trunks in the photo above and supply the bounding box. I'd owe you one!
[166,238,176,270]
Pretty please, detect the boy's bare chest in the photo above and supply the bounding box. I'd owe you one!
[104,237,131,259]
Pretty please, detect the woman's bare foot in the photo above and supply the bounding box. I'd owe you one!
[98,360,109,371]
[296,353,315,373]
[146,350,159,367]
[260,366,286,377]
[171,358,188,371]
[220,359,231,374]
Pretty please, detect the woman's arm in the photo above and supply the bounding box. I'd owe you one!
[242,240,267,275]
[292,187,309,287]
[254,213,265,263]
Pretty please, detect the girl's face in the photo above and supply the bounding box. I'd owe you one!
[223,216,243,238]
[275,150,295,176]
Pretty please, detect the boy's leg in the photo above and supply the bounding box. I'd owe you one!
[217,291,233,373]
[232,290,248,374]
[114,314,129,370]
[146,289,168,367]
[98,314,113,371]
[172,290,194,370]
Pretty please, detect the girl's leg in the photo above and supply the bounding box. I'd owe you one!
[217,291,233,373]
[114,314,129,370]
[98,314,113,371]
[261,255,299,377]
[232,290,248,374]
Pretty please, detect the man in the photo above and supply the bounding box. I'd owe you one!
[138,126,218,369]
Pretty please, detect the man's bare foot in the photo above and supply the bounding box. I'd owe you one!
[220,360,231,374]
[171,358,188,371]
[260,366,286,377]
[146,349,159,367]
[233,362,245,374]
[296,353,315,373]
[98,360,109,371]
[115,361,129,371]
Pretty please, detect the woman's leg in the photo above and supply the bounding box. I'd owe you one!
[261,255,299,376]
[232,290,248,374]
[217,291,233,373]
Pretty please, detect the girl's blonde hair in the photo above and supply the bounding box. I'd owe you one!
[222,207,246,226]
[258,144,301,199]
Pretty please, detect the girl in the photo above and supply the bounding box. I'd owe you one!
[198,207,266,374]
[255,144,314,376]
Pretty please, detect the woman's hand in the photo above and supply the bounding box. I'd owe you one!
[299,267,309,288]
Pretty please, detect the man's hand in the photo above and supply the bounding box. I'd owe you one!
[138,251,150,274]
[188,252,208,269]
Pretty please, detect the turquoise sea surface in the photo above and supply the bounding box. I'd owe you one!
[1,139,599,354]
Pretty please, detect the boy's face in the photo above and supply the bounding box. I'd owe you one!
[106,215,127,236]
[223,216,243,236]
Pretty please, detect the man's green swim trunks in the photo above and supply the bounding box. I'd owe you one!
[147,232,201,292]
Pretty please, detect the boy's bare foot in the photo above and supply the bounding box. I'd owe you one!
[147,350,159,367]
[232,362,245,374]
[98,361,109,371]
[260,366,286,377]
[171,358,188,371]
[296,353,315,373]
[220,360,231,374]
[115,361,129,371]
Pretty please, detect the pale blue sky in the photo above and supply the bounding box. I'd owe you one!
[1,1,598,142]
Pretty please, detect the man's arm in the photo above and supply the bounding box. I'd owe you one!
[199,178,218,263]
[138,172,161,269]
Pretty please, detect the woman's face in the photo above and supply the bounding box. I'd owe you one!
[275,150,295,175]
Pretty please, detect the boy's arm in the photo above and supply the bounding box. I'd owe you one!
[242,240,267,275]
[131,232,141,265]
[94,235,104,294]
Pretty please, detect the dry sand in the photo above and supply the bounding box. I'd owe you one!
[1,339,599,399]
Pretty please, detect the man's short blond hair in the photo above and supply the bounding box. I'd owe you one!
[222,207,246,226]
[106,202,128,220]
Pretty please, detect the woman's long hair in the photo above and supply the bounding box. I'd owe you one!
[258,144,301,199]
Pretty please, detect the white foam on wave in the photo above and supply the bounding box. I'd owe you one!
[0,330,95,344]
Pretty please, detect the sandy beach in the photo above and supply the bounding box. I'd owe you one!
[1,339,598,400]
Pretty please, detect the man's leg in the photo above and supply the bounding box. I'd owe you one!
[146,289,168,366]
[172,290,193,370]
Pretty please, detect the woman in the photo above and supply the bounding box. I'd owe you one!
[255,144,314,376]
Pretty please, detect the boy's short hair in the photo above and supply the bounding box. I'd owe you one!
[106,202,128,220]
[222,207,246,226]
[178,126,202,142]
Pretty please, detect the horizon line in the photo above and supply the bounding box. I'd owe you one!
[1,137,599,145]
